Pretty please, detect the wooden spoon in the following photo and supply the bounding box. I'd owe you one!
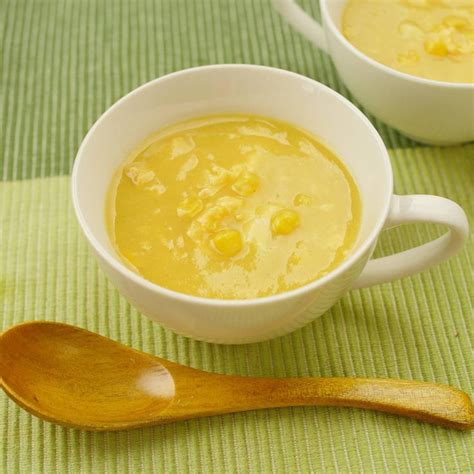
[1,321,473,431]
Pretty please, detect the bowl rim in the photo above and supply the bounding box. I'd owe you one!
[320,0,474,90]
[72,64,393,308]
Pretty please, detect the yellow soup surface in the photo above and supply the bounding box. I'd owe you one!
[108,115,361,299]
[343,0,474,83]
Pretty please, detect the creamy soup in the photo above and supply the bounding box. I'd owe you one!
[343,0,474,83]
[108,115,361,299]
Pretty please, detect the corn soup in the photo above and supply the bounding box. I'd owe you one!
[343,0,474,83]
[108,115,361,299]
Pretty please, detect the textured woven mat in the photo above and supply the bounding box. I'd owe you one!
[1,0,473,472]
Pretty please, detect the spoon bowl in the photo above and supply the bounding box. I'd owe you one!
[0,322,176,429]
[1,322,473,431]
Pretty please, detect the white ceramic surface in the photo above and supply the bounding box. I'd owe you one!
[72,65,469,344]
[273,0,474,145]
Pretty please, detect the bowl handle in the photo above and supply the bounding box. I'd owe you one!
[272,0,329,53]
[351,195,469,289]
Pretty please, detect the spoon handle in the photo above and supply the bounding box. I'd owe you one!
[229,376,474,430]
[173,370,474,430]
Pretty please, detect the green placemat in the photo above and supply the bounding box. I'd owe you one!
[1,0,473,472]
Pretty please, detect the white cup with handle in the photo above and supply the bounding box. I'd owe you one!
[273,0,474,145]
[72,65,469,344]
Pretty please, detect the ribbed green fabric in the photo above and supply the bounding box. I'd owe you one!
[0,0,472,472]
[0,0,420,182]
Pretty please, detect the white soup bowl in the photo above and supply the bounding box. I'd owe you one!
[72,65,469,344]
[273,0,474,145]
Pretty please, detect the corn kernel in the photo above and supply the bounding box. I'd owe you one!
[294,193,312,206]
[443,16,469,30]
[232,171,260,196]
[177,197,203,218]
[424,38,449,56]
[212,229,243,257]
[271,209,300,236]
